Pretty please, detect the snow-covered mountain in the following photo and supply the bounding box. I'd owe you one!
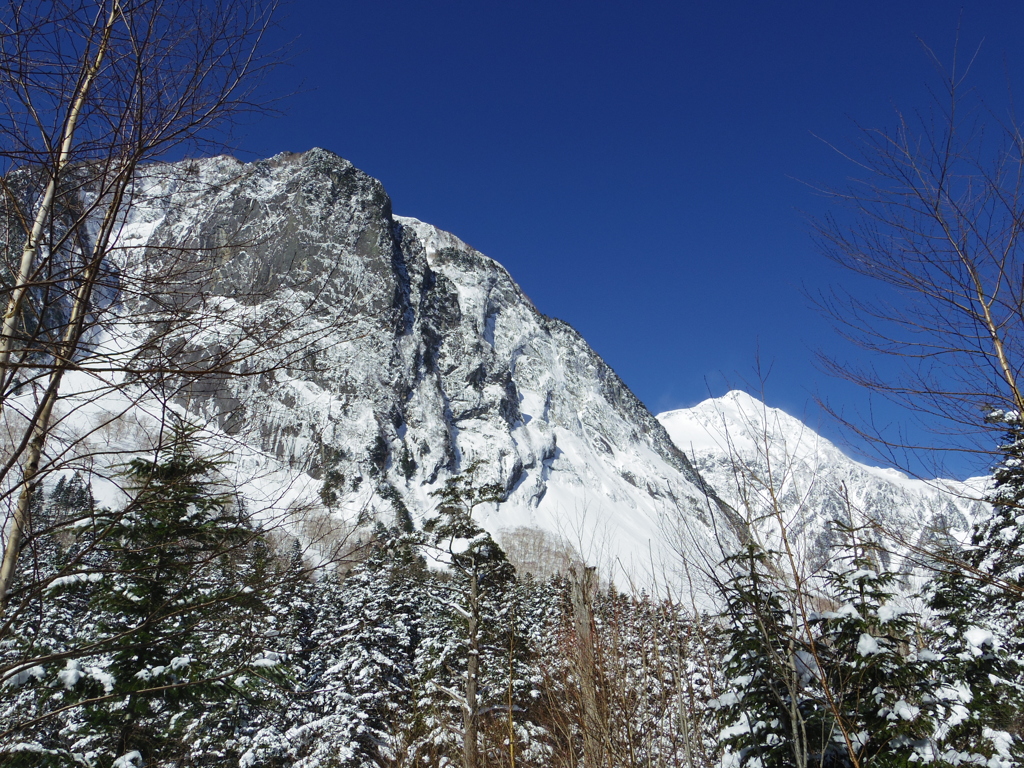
[31,149,984,592]
[87,149,741,585]
[657,390,988,570]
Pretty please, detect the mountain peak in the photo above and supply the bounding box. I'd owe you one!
[657,393,987,566]
[101,153,741,588]
[659,390,824,461]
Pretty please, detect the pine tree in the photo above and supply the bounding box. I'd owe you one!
[0,422,289,767]
[976,413,1024,662]
[925,411,1024,763]
[0,483,102,764]
[711,543,821,768]
[592,588,714,768]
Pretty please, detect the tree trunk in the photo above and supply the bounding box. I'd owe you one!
[0,175,126,610]
[570,565,608,767]
[463,567,479,768]
[0,1,117,400]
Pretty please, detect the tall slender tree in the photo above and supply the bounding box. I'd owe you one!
[416,470,525,768]
[0,418,289,766]
[0,0,279,608]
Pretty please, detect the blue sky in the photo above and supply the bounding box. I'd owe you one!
[237,1,1024,478]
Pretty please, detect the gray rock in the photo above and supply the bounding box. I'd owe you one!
[111,148,739,586]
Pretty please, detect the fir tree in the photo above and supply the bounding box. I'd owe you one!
[715,534,952,768]
[0,422,289,767]
[414,469,529,768]
[809,534,944,767]
[47,473,94,524]
[711,543,820,768]
[925,411,1024,763]
[292,527,422,768]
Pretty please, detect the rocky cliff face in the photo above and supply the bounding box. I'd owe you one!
[108,149,738,583]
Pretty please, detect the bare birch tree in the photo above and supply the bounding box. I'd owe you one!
[813,47,1024,468]
[0,0,279,607]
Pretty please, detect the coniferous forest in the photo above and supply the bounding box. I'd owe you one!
[0,427,724,767]
[1,416,1022,766]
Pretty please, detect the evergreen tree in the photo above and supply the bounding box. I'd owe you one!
[237,538,317,767]
[47,474,94,524]
[809,535,945,767]
[976,413,1024,664]
[291,527,422,768]
[711,543,821,768]
[0,483,103,764]
[715,534,952,768]
[591,588,716,768]
[926,411,1024,763]
[413,470,531,768]
[0,423,289,767]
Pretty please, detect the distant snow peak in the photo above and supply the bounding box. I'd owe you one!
[657,392,988,568]
[659,390,824,460]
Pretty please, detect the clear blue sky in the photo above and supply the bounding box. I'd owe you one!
[236,1,1024,478]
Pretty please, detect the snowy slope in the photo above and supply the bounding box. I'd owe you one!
[63,149,743,588]
[24,151,980,593]
[657,391,988,569]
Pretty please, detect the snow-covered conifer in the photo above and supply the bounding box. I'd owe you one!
[925,412,1024,764]
[0,423,289,766]
[290,527,421,768]
[412,470,538,768]
[810,534,944,767]
[711,543,819,768]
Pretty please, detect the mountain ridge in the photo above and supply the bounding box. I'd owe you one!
[26,148,985,591]
[657,389,988,568]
